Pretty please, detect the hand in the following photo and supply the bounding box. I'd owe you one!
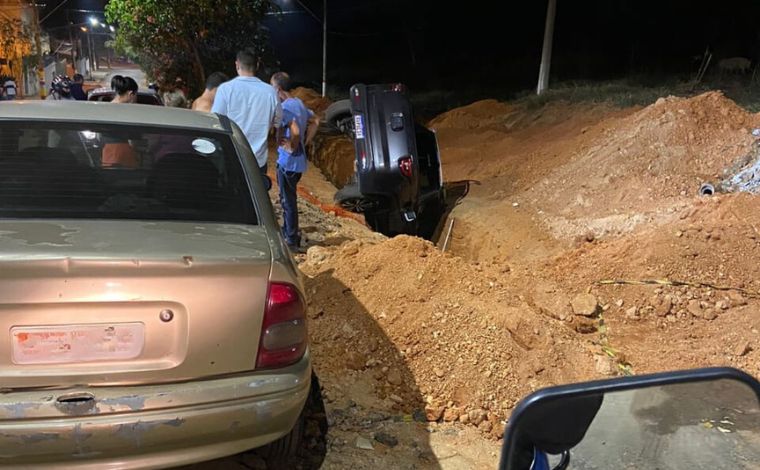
[281,138,295,154]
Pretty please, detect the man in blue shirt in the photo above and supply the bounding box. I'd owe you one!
[212,49,281,190]
[271,72,319,250]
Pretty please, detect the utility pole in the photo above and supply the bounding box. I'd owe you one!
[66,10,76,69]
[321,0,327,97]
[536,0,557,95]
[31,2,45,98]
[86,30,93,78]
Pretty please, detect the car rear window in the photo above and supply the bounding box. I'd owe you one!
[0,122,257,225]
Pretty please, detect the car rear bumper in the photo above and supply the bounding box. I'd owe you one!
[0,353,311,469]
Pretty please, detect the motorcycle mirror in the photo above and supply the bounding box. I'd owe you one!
[499,367,760,470]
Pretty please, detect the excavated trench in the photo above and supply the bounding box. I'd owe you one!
[306,132,470,245]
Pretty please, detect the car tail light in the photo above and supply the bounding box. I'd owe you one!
[399,156,413,178]
[256,282,307,369]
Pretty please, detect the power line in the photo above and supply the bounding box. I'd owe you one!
[40,0,69,23]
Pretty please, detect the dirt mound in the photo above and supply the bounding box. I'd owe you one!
[525,92,760,238]
[301,235,598,438]
[429,99,513,130]
[541,193,760,377]
[293,87,332,116]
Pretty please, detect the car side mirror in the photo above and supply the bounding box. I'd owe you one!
[499,367,760,470]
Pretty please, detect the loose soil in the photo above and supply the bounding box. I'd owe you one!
[299,89,760,450]
[195,88,760,469]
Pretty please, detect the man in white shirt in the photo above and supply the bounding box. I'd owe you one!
[2,77,17,100]
[212,49,281,190]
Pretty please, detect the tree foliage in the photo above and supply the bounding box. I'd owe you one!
[105,0,276,95]
[0,17,33,64]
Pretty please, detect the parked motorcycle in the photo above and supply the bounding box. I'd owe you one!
[499,367,760,470]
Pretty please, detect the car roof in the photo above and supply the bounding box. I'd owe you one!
[0,101,228,132]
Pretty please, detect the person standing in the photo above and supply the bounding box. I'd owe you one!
[270,71,320,250]
[212,48,281,190]
[192,72,229,112]
[70,74,87,100]
[102,75,139,168]
[2,76,17,101]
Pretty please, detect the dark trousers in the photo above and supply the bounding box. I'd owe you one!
[259,163,272,191]
[277,166,302,246]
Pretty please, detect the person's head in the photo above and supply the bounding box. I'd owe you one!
[111,75,138,103]
[73,73,84,84]
[270,71,292,93]
[235,48,259,76]
[164,90,188,108]
[205,72,229,92]
[51,75,72,97]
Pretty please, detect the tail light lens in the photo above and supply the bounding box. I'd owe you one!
[256,282,307,369]
[399,156,413,178]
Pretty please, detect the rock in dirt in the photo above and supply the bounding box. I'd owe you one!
[655,296,673,317]
[702,309,718,321]
[341,242,361,256]
[728,291,748,307]
[571,293,600,317]
[386,370,403,386]
[355,436,374,450]
[345,351,367,370]
[595,355,615,376]
[425,405,444,422]
[443,407,461,422]
[469,409,488,426]
[625,306,640,320]
[306,246,331,265]
[687,300,703,318]
[733,341,752,357]
[574,318,598,334]
[534,291,572,320]
[374,432,399,448]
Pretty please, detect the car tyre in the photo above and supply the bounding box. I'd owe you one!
[259,408,304,469]
[335,183,376,213]
[325,99,354,137]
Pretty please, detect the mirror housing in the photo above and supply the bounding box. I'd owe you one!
[499,367,760,470]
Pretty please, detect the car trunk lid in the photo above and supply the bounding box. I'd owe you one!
[0,219,271,389]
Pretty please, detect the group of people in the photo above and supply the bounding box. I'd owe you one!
[39,48,317,252]
[209,48,318,251]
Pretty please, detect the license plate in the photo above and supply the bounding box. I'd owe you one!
[11,323,145,365]
[354,115,365,139]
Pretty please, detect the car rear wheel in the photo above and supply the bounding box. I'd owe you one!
[259,408,304,469]
[325,99,354,137]
[335,183,376,213]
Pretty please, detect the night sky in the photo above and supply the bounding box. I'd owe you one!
[41,1,760,96]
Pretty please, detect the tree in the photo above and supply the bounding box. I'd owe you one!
[0,17,33,73]
[105,0,276,95]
